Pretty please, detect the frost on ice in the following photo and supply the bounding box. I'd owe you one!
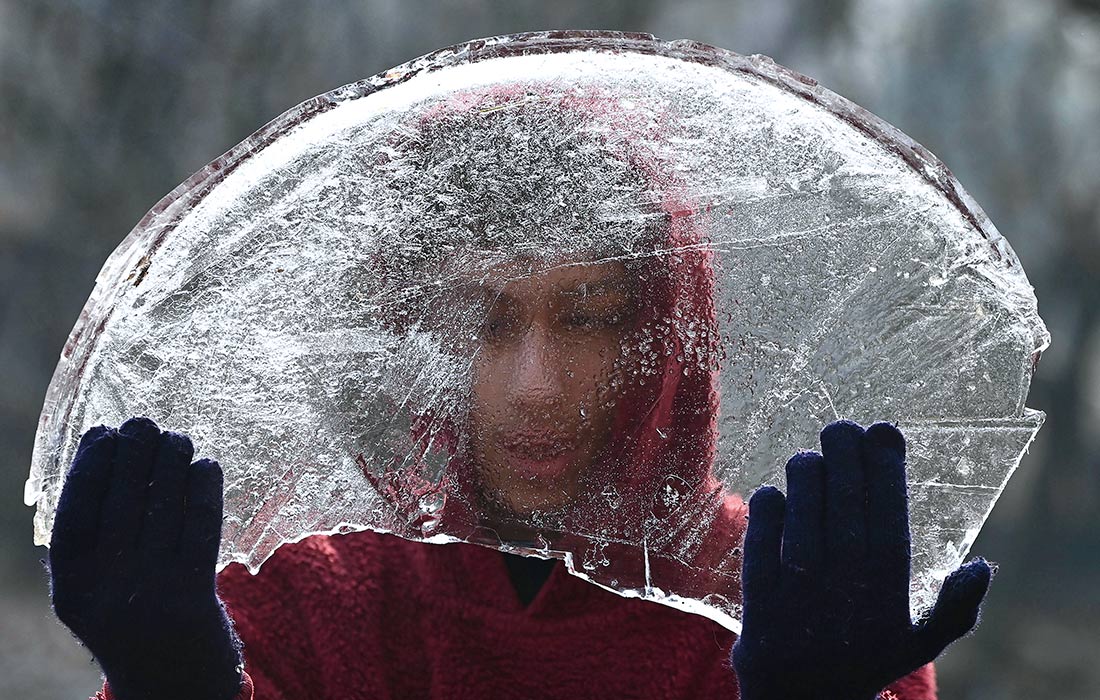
[26,33,1048,632]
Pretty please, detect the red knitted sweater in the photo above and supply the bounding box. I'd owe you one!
[95,529,935,700]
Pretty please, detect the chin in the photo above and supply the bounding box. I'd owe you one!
[473,450,591,520]
[494,489,568,516]
[482,482,578,523]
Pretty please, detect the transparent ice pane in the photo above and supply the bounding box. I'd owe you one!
[27,32,1047,632]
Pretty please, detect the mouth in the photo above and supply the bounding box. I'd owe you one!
[502,447,576,480]
[499,430,576,454]
[497,431,579,480]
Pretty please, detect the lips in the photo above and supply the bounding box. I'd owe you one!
[499,430,576,455]
[497,430,579,479]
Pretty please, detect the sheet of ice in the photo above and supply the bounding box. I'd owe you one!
[26,31,1047,632]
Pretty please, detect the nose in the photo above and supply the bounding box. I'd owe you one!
[509,325,563,411]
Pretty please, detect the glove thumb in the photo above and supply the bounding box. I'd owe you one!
[910,558,992,666]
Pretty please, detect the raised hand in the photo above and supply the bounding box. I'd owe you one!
[48,417,243,700]
[731,420,992,700]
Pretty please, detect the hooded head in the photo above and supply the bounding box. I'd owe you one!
[360,84,737,567]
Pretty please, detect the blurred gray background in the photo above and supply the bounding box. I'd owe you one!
[2,1,1097,698]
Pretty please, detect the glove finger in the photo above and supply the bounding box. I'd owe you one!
[50,426,116,561]
[820,420,868,569]
[742,486,785,604]
[75,424,114,455]
[180,458,225,571]
[781,451,825,575]
[911,558,992,665]
[141,430,195,554]
[100,417,161,555]
[863,422,911,596]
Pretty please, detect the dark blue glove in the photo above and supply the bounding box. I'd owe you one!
[48,417,243,700]
[731,420,992,700]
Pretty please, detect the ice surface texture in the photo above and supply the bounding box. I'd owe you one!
[27,31,1048,633]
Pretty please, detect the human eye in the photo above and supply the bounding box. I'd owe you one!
[480,309,520,341]
[563,308,627,331]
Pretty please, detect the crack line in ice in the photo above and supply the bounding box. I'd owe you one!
[643,533,653,596]
[907,480,1000,492]
[818,381,841,421]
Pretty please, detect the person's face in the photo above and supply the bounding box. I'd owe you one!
[464,257,640,516]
